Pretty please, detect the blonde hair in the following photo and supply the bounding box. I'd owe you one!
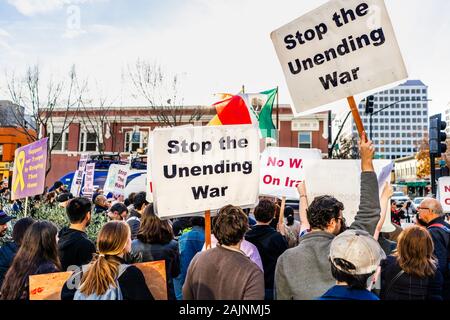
[79,221,130,296]
[395,226,437,278]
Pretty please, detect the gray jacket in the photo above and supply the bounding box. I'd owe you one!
[274,171,380,300]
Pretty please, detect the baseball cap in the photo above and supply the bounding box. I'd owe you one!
[329,229,386,275]
[0,210,15,225]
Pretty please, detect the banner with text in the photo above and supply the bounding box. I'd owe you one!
[438,177,450,213]
[82,163,96,198]
[103,164,130,196]
[11,138,48,200]
[70,153,90,197]
[260,147,322,199]
[151,125,260,218]
[303,159,395,232]
[271,0,408,114]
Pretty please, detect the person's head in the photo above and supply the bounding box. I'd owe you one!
[254,199,276,223]
[213,205,248,246]
[0,210,15,238]
[418,198,444,224]
[390,200,397,211]
[127,192,136,205]
[137,203,173,244]
[284,206,295,226]
[95,195,109,209]
[57,192,74,208]
[395,226,437,278]
[53,181,64,192]
[190,216,205,228]
[133,192,148,213]
[0,221,61,300]
[107,203,128,221]
[307,195,345,235]
[329,229,386,290]
[12,217,35,246]
[45,191,57,203]
[66,197,92,227]
[78,221,131,296]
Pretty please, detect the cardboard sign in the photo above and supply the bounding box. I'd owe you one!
[438,177,450,212]
[134,261,167,300]
[103,164,130,195]
[70,153,90,197]
[303,159,395,232]
[271,0,407,114]
[11,138,48,200]
[29,271,73,300]
[82,163,96,197]
[151,125,260,218]
[260,147,322,199]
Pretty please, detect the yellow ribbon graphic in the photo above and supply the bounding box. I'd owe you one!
[13,151,26,193]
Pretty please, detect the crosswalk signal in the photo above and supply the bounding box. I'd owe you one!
[365,95,374,114]
[429,114,447,156]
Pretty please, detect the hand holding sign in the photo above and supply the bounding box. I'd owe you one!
[359,132,375,172]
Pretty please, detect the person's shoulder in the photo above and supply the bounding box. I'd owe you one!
[120,265,144,280]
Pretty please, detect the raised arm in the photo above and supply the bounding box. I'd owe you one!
[277,196,287,236]
[297,181,310,235]
[349,132,381,235]
[373,182,393,241]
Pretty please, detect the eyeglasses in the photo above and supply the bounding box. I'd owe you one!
[417,206,431,211]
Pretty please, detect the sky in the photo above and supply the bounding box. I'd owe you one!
[0,0,449,117]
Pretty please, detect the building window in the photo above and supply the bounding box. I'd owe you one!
[79,131,98,152]
[51,131,69,151]
[298,132,312,149]
[125,131,149,152]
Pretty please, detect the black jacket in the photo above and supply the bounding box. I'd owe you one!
[126,210,141,240]
[380,255,443,300]
[427,216,450,300]
[131,239,180,300]
[61,257,154,300]
[245,225,288,295]
[0,242,18,287]
[58,227,96,271]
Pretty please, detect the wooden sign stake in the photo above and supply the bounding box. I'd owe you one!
[205,210,211,250]
[347,96,367,141]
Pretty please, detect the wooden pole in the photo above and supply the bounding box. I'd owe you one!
[205,210,211,250]
[347,96,366,141]
[24,197,29,217]
[278,196,286,235]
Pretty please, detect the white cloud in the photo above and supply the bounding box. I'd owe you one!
[7,0,107,16]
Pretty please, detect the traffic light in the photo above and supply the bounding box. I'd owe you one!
[365,95,374,114]
[429,114,447,156]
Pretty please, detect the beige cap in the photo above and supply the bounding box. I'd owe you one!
[329,229,386,275]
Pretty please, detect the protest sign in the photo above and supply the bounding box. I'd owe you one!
[103,164,130,195]
[82,163,96,198]
[70,153,90,197]
[135,261,167,300]
[303,159,395,232]
[29,271,73,300]
[151,125,260,218]
[260,147,322,199]
[271,0,407,115]
[11,138,48,200]
[438,177,450,213]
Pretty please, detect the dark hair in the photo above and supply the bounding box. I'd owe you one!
[137,204,173,244]
[57,192,74,203]
[110,203,128,216]
[133,192,148,211]
[53,181,63,189]
[190,216,205,228]
[285,206,295,226]
[127,192,136,205]
[213,205,248,246]
[307,195,344,230]
[254,199,276,223]
[124,198,131,207]
[0,221,61,300]
[12,217,35,246]
[330,261,373,290]
[66,197,92,223]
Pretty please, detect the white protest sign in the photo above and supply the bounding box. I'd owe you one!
[271,0,408,114]
[438,177,450,213]
[146,134,154,203]
[70,153,90,197]
[151,125,260,219]
[303,159,395,232]
[82,163,96,197]
[260,147,322,199]
[103,164,130,195]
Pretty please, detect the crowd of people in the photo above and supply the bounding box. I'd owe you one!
[0,133,449,300]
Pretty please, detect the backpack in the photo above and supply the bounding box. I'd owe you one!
[73,264,129,300]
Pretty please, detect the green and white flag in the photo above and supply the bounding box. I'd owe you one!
[243,88,278,141]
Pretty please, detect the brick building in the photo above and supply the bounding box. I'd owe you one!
[42,105,330,186]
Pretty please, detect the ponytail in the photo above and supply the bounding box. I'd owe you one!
[79,254,121,296]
